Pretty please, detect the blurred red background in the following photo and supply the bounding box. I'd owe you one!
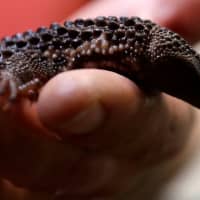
[0,0,88,38]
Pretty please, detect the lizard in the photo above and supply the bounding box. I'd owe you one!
[0,16,200,108]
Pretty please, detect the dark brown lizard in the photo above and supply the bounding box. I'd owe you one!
[0,16,200,108]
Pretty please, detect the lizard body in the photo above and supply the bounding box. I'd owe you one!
[0,16,200,107]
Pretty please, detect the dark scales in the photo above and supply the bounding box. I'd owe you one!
[0,16,200,108]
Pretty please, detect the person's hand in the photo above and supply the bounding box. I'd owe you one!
[1,0,200,199]
[0,69,198,200]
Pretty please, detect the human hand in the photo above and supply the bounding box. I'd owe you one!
[0,69,198,200]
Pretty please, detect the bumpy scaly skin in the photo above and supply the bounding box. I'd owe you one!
[0,16,200,107]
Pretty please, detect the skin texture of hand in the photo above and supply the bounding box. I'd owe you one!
[0,70,198,200]
[0,0,200,199]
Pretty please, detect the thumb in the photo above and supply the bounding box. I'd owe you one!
[37,69,146,146]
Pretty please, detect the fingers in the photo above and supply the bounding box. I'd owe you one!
[0,69,194,195]
[37,68,154,159]
[37,69,146,137]
[37,69,194,159]
[35,68,197,197]
[69,0,159,20]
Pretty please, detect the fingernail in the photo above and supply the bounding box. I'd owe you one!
[57,102,105,135]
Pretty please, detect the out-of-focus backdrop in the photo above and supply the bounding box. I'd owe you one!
[0,0,88,37]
